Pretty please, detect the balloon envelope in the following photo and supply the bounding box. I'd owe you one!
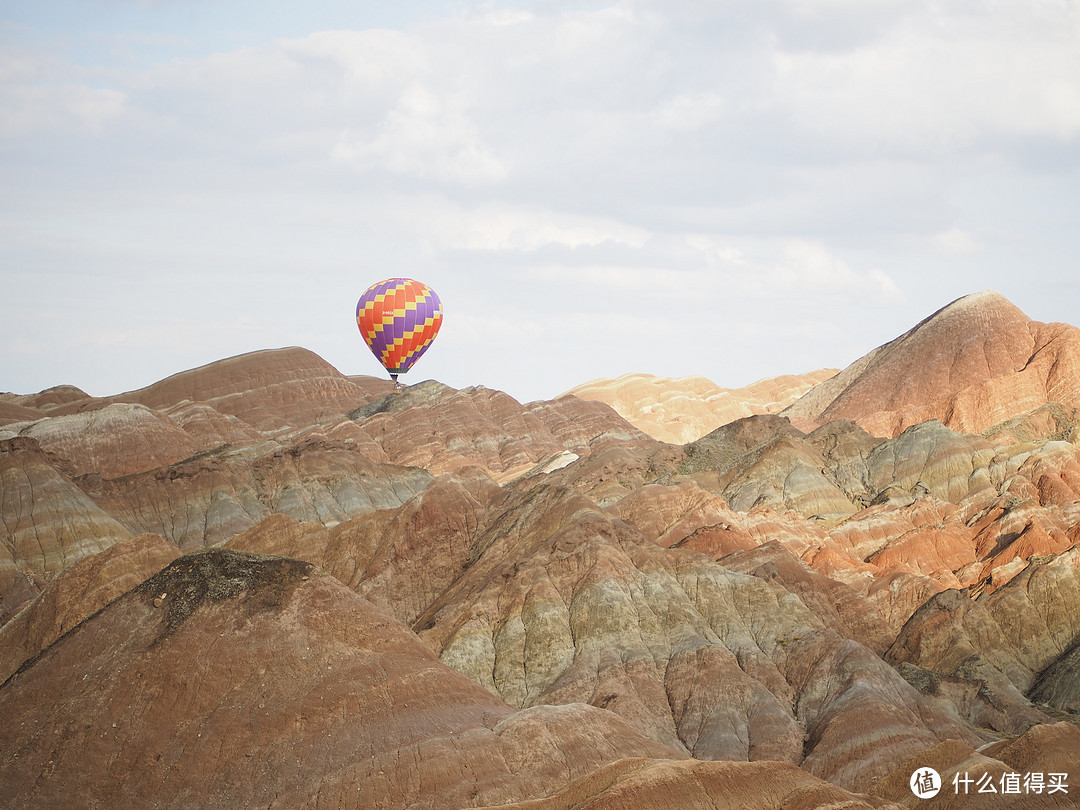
[355,278,443,376]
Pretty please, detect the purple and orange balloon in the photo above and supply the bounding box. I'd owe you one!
[356,278,443,383]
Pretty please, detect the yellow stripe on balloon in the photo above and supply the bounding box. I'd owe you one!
[379,315,441,363]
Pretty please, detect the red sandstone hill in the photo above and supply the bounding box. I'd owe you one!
[0,347,385,432]
[3,295,1080,808]
[0,351,651,623]
[784,290,1080,438]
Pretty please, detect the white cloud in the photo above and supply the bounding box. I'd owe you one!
[2,1,1077,402]
[0,43,128,136]
[377,197,651,252]
[772,2,1080,151]
[933,228,982,255]
[278,29,425,88]
[681,234,903,304]
[721,239,906,304]
[0,83,126,136]
[865,267,904,302]
[651,92,727,131]
[684,235,746,267]
[469,7,536,27]
[533,264,703,290]
[331,84,507,184]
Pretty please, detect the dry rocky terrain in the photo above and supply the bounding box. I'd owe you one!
[2,291,1079,808]
[564,369,837,444]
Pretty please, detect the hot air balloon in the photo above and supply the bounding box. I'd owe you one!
[356,278,443,388]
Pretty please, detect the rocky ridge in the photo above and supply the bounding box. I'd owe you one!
[564,368,837,444]
[2,291,1080,808]
[784,291,1080,438]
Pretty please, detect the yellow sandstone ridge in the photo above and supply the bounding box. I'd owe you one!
[563,369,838,444]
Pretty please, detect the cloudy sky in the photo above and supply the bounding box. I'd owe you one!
[3,1,1079,403]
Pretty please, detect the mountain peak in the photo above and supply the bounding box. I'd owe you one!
[563,369,837,444]
[784,291,1080,437]
[941,288,1016,312]
[909,289,1028,336]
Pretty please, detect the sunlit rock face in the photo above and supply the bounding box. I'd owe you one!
[564,368,837,444]
[3,293,1080,808]
[869,722,1080,809]
[784,290,1080,438]
[347,381,655,482]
